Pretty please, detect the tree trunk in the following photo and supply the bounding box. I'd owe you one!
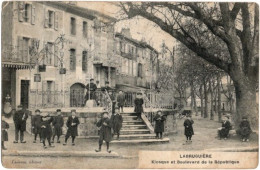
[204,79,208,118]
[233,80,258,130]
[217,75,222,122]
[209,80,214,120]
[199,84,204,117]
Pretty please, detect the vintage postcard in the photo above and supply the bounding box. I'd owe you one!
[1,1,259,169]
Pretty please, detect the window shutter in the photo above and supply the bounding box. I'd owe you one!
[17,36,23,61]
[18,2,24,22]
[54,45,58,67]
[44,9,49,28]
[54,11,58,30]
[31,4,35,25]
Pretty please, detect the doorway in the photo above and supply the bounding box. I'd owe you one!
[20,80,30,109]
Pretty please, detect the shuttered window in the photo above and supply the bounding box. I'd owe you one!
[83,21,88,38]
[71,17,76,35]
[70,49,76,70]
[138,63,143,78]
[82,51,87,71]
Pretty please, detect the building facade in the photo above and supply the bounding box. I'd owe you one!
[2,2,159,110]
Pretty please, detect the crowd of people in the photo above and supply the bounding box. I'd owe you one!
[1,79,253,151]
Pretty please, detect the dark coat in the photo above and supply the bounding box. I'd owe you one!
[111,114,123,133]
[134,98,144,113]
[66,116,80,137]
[219,120,231,138]
[116,94,125,107]
[2,120,9,141]
[13,109,28,132]
[41,117,53,139]
[86,83,97,92]
[154,114,166,133]
[97,117,112,142]
[52,115,64,136]
[32,115,42,134]
[184,119,194,136]
[102,86,112,92]
[238,120,252,136]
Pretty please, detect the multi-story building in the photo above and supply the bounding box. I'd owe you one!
[2,1,116,109]
[114,28,159,106]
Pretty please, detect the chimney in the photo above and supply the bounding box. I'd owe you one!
[121,28,132,38]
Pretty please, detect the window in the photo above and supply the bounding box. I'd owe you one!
[48,10,54,28]
[22,37,30,62]
[46,81,54,104]
[133,61,137,76]
[82,51,87,71]
[138,63,143,78]
[83,21,88,38]
[24,4,30,22]
[71,17,76,35]
[46,42,53,65]
[70,49,76,70]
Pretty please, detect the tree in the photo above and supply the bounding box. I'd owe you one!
[118,2,259,128]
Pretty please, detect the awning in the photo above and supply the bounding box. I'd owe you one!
[2,62,35,69]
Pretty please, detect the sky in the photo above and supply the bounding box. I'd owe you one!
[77,1,176,54]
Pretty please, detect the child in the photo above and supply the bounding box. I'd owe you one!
[134,92,144,120]
[108,91,116,115]
[218,116,231,140]
[237,116,252,142]
[117,90,125,113]
[111,107,123,140]
[95,112,112,153]
[153,110,166,139]
[63,110,80,146]
[32,109,42,143]
[52,109,64,143]
[2,115,9,150]
[40,113,54,149]
[184,115,194,143]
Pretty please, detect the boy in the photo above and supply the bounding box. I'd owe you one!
[52,109,64,143]
[63,110,80,146]
[153,110,166,139]
[40,113,54,149]
[184,115,194,143]
[134,93,144,120]
[111,107,123,140]
[95,112,112,153]
[2,114,9,150]
[116,90,125,113]
[32,109,42,143]
[218,116,231,140]
[237,116,252,142]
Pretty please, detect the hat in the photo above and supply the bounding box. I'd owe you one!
[242,116,248,119]
[71,109,76,113]
[35,109,41,113]
[90,78,94,81]
[56,109,61,112]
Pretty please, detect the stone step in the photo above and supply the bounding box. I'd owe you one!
[122,124,147,129]
[122,122,145,125]
[120,112,137,116]
[121,115,138,120]
[122,120,143,124]
[120,129,150,135]
[111,138,170,144]
[113,134,157,140]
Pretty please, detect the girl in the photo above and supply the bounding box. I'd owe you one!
[184,115,194,143]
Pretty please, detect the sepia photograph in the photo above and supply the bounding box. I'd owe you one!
[1,1,259,169]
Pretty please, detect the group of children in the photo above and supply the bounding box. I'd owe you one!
[183,114,252,144]
[32,109,80,149]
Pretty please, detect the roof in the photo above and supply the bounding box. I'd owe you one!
[41,1,117,22]
[115,33,159,54]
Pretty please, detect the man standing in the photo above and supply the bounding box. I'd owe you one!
[134,93,144,120]
[52,109,64,143]
[85,78,97,103]
[116,90,125,113]
[63,110,80,146]
[32,109,42,143]
[13,105,28,143]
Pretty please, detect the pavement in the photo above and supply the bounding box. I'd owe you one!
[2,114,259,159]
